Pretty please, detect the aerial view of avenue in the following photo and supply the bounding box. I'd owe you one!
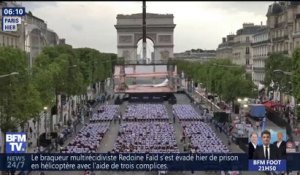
[0,1,300,175]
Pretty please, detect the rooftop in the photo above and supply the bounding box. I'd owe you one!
[253,27,268,36]
[26,12,45,23]
[117,13,173,19]
[236,25,265,35]
[266,2,285,16]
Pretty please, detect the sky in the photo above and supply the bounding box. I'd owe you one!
[20,1,271,54]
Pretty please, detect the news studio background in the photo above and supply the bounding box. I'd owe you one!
[0,1,300,175]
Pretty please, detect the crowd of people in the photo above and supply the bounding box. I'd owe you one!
[61,123,110,153]
[123,104,169,121]
[113,122,179,153]
[173,104,203,121]
[90,105,120,122]
[181,122,230,153]
[59,95,231,155]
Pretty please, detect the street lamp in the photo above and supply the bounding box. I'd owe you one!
[69,65,77,68]
[237,97,249,117]
[37,106,47,148]
[273,69,292,76]
[273,69,292,103]
[68,64,77,115]
[43,106,49,141]
[0,72,19,78]
[57,64,78,129]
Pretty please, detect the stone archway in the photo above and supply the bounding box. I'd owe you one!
[25,24,48,67]
[136,38,154,62]
[115,13,176,62]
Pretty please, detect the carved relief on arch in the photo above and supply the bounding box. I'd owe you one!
[122,50,130,59]
[119,35,133,43]
[158,35,172,43]
[160,50,170,59]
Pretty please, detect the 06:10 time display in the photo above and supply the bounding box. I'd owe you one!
[2,7,25,16]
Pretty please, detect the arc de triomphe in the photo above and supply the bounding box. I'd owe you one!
[115,13,176,62]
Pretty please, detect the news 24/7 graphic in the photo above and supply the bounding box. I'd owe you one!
[1,153,300,171]
[1,153,248,171]
[5,132,27,153]
[1,7,25,32]
[248,129,287,171]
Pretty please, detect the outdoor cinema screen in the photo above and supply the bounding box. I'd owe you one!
[113,64,177,93]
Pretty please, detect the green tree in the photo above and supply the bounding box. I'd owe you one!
[0,47,42,132]
[74,48,115,85]
[33,46,85,127]
[0,45,117,133]
[34,46,86,96]
[292,47,300,119]
[265,53,292,92]
[32,67,55,107]
[175,58,255,108]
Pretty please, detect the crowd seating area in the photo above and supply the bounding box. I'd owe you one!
[114,122,179,153]
[90,105,119,122]
[181,121,229,153]
[61,123,110,153]
[123,104,169,121]
[60,96,231,155]
[173,104,203,121]
[212,120,232,137]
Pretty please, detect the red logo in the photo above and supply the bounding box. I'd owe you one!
[287,141,294,148]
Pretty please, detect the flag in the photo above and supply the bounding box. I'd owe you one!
[258,83,265,91]
[270,80,274,88]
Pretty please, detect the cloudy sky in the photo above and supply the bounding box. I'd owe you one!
[20,1,271,54]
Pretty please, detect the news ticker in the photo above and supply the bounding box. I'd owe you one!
[0,153,300,171]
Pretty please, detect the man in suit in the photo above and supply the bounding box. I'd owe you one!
[253,130,279,159]
[273,132,286,159]
[248,132,258,159]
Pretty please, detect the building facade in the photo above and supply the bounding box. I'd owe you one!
[266,1,300,56]
[24,13,48,67]
[265,1,300,105]
[251,27,271,86]
[174,50,216,63]
[46,29,59,46]
[216,34,235,59]
[232,23,266,74]
[1,1,60,67]
[215,2,300,89]
[290,2,300,50]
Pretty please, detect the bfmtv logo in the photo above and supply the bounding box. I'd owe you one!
[6,132,26,153]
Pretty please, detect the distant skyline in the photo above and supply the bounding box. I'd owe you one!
[21,1,271,54]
